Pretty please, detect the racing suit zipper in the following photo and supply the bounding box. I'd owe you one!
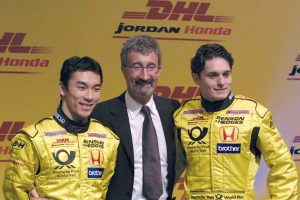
[209,112,215,191]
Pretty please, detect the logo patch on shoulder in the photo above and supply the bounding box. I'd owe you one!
[12,139,27,150]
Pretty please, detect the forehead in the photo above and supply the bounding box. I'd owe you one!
[127,51,158,63]
[203,57,231,73]
[69,70,101,84]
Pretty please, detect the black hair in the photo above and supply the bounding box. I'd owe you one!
[191,43,234,75]
[60,56,103,88]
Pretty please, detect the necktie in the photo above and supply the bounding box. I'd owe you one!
[141,105,163,200]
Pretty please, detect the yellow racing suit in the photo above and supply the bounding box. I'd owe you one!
[3,109,119,200]
[174,94,298,200]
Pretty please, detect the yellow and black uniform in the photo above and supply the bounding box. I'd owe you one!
[174,93,298,200]
[3,105,119,200]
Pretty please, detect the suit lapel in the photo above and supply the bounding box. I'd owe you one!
[109,94,134,166]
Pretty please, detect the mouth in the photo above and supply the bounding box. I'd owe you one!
[135,79,154,86]
[214,88,227,91]
[80,103,94,111]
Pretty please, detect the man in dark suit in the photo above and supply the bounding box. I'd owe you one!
[91,35,180,200]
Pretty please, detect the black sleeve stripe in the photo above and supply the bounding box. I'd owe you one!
[250,127,261,157]
[176,128,182,144]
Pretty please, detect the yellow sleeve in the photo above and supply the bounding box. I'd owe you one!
[257,111,298,199]
[2,132,39,200]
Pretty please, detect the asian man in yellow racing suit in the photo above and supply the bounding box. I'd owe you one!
[174,43,298,200]
[3,56,119,200]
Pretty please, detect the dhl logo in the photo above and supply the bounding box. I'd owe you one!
[0,121,25,158]
[0,121,25,142]
[122,0,234,22]
[155,86,200,104]
[0,32,53,54]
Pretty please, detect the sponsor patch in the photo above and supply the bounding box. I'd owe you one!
[217,143,241,154]
[44,130,67,137]
[226,110,250,114]
[190,192,244,200]
[188,116,209,125]
[88,168,104,178]
[52,149,76,165]
[12,139,26,150]
[290,136,300,161]
[88,133,107,139]
[215,116,244,124]
[219,126,239,142]
[9,159,25,167]
[89,150,104,166]
[83,139,104,148]
[52,138,75,147]
[183,109,204,115]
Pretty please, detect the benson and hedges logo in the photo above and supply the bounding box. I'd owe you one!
[287,55,300,80]
[0,32,53,74]
[113,0,235,42]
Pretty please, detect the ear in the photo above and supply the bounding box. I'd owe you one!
[156,65,162,76]
[59,82,66,97]
[192,73,200,85]
[121,65,127,78]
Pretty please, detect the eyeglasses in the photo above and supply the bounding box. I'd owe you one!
[126,64,161,73]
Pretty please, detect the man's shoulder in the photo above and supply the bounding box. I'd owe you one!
[97,96,122,106]
[173,98,201,118]
[19,117,55,138]
[153,95,180,108]
[91,94,126,121]
[93,95,124,111]
[234,94,269,118]
[90,119,120,141]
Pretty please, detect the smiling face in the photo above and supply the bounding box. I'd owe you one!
[122,51,161,104]
[193,57,232,102]
[60,70,101,122]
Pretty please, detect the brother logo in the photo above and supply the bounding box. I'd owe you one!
[217,144,241,154]
[88,168,104,178]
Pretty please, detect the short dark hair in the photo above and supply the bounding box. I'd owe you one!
[120,35,161,67]
[60,56,103,88]
[191,43,234,75]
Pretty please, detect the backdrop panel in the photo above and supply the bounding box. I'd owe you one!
[1,1,299,199]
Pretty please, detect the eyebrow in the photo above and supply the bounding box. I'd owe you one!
[129,61,157,66]
[207,70,231,74]
[76,81,101,87]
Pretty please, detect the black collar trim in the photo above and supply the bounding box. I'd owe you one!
[53,104,90,134]
[201,92,234,112]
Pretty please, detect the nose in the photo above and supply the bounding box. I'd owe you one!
[139,67,151,80]
[217,75,225,86]
[84,89,93,101]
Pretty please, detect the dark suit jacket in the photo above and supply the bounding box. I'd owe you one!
[91,93,180,200]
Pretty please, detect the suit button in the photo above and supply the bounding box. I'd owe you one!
[127,191,132,196]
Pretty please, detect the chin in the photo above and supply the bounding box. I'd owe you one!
[79,112,91,119]
[219,95,228,100]
[210,96,226,101]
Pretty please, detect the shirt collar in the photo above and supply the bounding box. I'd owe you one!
[125,91,158,119]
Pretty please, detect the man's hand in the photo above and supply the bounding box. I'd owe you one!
[29,188,48,200]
